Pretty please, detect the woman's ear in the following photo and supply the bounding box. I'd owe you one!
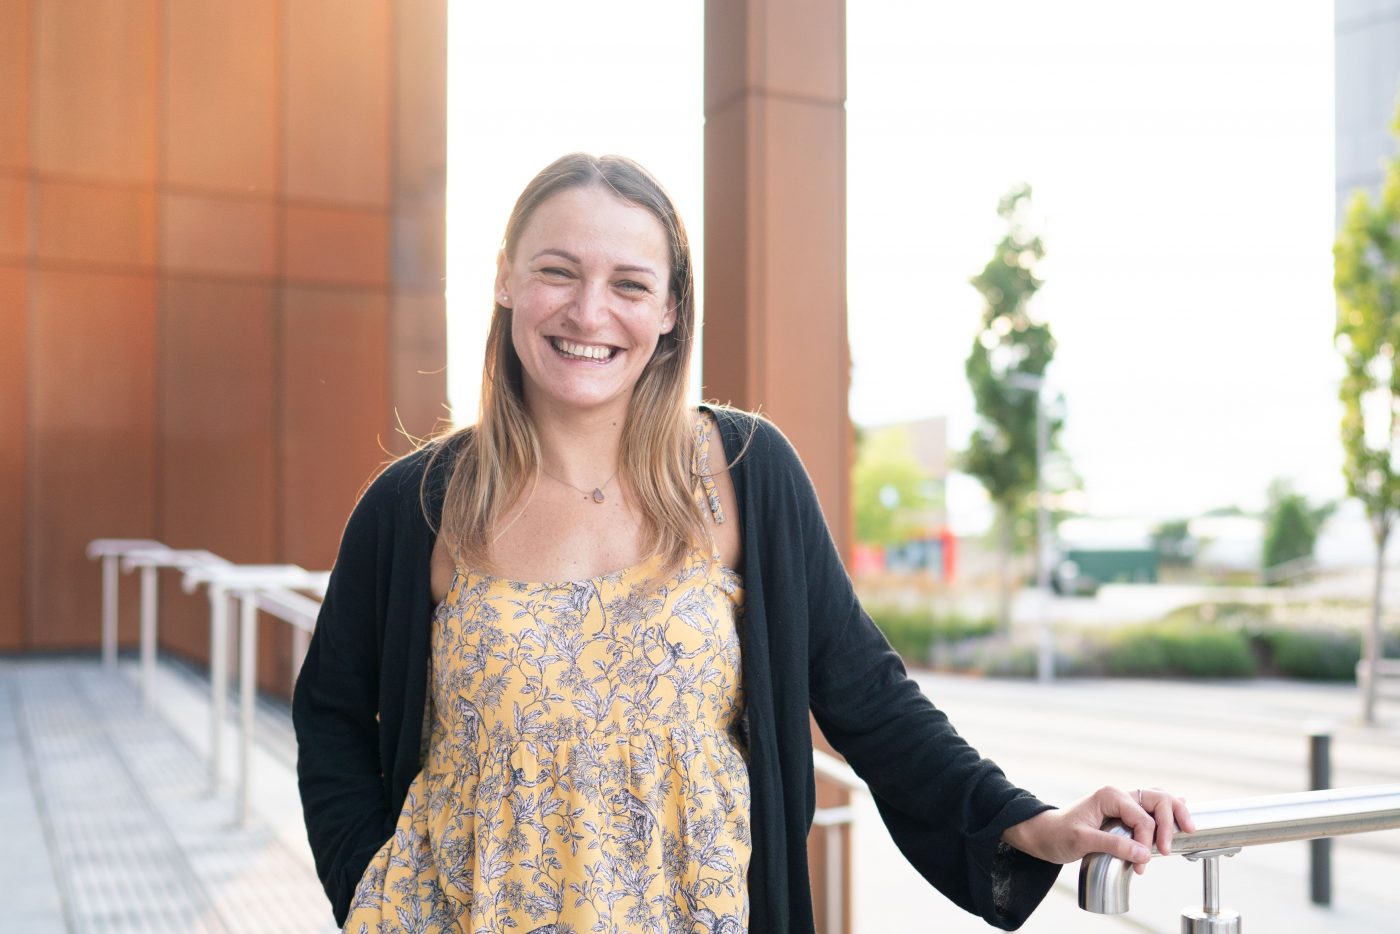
[495,250,511,307]
[660,298,676,335]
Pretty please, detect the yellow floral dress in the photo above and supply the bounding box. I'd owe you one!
[345,418,750,934]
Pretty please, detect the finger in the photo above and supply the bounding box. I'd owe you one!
[1174,796,1197,835]
[1147,792,1177,855]
[1116,788,1155,853]
[1084,827,1152,872]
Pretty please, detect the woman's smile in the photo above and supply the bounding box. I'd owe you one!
[549,337,618,362]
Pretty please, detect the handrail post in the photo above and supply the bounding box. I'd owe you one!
[209,586,231,793]
[237,593,258,826]
[1180,848,1241,933]
[139,564,158,710]
[101,555,119,668]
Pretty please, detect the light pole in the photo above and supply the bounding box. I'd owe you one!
[1007,371,1054,684]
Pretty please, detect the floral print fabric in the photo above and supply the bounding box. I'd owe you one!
[345,423,750,934]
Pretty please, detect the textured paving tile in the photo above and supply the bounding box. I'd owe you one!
[6,659,337,934]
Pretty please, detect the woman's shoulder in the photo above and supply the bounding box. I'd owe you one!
[697,404,803,475]
[358,431,469,514]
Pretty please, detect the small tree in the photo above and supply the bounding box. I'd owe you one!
[853,427,941,548]
[1334,98,1400,723]
[963,185,1061,631]
[1260,480,1333,581]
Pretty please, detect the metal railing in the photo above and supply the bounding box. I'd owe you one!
[89,538,328,825]
[1079,783,1400,931]
[813,748,862,934]
[179,563,327,822]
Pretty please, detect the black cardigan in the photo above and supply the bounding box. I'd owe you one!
[292,407,1060,931]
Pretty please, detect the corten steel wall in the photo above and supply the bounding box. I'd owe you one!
[0,0,447,696]
[704,1,853,930]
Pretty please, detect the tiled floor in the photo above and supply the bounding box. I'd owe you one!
[1,658,336,934]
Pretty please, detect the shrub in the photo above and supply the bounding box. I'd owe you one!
[1250,627,1400,681]
[867,606,997,665]
[1091,622,1256,678]
[1252,628,1359,681]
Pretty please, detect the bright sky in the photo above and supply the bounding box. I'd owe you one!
[448,1,1341,524]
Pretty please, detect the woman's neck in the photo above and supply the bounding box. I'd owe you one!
[529,404,627,489]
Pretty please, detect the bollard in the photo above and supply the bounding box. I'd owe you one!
[1307,724,1332,906]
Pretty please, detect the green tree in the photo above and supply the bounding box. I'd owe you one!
[853,427,941,548]
[1152,519,1195,568]
[962,185,1061,630]
[1260,480,1334,581]
[1334,98,1400,723]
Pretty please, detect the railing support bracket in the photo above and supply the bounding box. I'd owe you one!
[1180,848,1241,934]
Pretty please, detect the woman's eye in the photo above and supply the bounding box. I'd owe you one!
[540,267,571,279]
[617,280,649,294]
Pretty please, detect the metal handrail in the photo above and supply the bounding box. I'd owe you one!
[1079,783,1400,917]
[812,748,864,934]
[179,564,326,820]
[117,545,231,708]
[87,539,164,668]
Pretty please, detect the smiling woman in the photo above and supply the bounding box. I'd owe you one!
[292,153,1193,934]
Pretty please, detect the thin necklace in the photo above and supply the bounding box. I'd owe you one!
[539,462,619,504]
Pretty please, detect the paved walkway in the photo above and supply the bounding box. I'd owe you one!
[4,657,1398,932]
[0,657,335,933]
[853,673,1400,932]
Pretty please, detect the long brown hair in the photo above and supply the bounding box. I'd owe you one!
[425,153,707,577]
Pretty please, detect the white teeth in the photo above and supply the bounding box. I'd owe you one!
[552,338,615,360]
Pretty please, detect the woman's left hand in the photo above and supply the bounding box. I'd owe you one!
[1001,786,1196,875]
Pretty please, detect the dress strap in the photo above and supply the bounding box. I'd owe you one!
[692,414,727,526]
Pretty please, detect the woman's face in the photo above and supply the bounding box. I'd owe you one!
[499,185,675,420]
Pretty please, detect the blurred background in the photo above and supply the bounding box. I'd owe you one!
[4,1,1400,932]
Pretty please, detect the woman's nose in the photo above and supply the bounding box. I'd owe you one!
[566,279,612,330]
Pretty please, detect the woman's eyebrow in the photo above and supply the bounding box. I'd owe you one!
[530,248,581,263]
[530,248,657,279]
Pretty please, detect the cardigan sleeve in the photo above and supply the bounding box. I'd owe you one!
[292,474,395,926]
[753,420,1061,930]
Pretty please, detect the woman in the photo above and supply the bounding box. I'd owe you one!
[293,153,1192,934]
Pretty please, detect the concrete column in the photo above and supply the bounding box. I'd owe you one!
[703,0,852,558]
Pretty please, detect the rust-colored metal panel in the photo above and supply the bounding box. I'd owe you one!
[761,0,845,103]
[284,0,391,206]
[157,277,278,660]
[163,0,277,193]
[280,285,390,572]
[29,269,156,649]
[33,0,158,182]
[393,0,446,198]
[0,0,31,171]
[34,179,157,268]
[161,192,277,279]
[0,175,25,259]
[284,203,390,287]
[388,290,448,455]
[0,265,25,650]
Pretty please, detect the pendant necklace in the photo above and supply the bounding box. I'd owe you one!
[540,464,619,504]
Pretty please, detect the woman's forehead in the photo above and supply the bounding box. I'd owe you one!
[513,185,669,265]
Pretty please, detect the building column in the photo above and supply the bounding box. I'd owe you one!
[703,0,851,556]
[704,2,852,931]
